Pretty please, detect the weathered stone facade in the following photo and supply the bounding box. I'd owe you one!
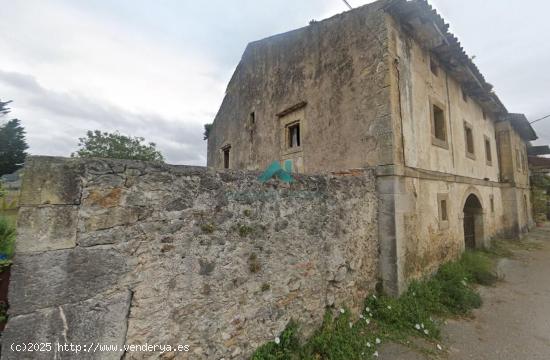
[2,156,378,359]
[208,0,539,295]
[207,1,394,173]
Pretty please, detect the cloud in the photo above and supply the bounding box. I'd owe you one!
[0,70,206,164]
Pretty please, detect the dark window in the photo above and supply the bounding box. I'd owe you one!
[248,112,256,142]
[462,88,468,102]
[440,199,448,221]
[430,56,439,76]
[288,123,300,148]
[465,124,474,156]
[433,105,446,142]
[485,138,492,164]
[223,147,230,169]
[490,196,495,213]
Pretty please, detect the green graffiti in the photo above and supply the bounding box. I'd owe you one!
[258,160,294,183]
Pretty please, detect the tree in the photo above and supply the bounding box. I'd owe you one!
[0,99,28,176]
[72,130,164,162]
[203,123,212,140]
[0,100,12,117]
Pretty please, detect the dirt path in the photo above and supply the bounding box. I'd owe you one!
[379,225,550,360]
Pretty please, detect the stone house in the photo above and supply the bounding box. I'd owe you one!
[207,0,538,294]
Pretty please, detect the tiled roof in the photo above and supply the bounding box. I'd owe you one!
[385,0,537,141]
[528,156,550,170]
[528,146,550,156]
[385,0,506,115]
[501,113,538,141]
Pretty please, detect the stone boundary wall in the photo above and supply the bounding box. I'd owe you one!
[2,157,378,359]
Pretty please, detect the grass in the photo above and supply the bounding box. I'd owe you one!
[251,250,498,359]
[484,238,543,258]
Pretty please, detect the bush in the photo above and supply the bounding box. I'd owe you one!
[0,216,15,265]
[460,251,497,286]
[434,261,481,314]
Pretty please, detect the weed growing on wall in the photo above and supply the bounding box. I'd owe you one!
[200,222,216,234]
[238,224,254,237]
[252,250,497,359]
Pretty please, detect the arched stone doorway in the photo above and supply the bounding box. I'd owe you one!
[463,194,483,249]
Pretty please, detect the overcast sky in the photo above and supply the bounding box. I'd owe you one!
[0,0,548,165]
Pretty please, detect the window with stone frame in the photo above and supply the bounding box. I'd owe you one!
[464,121,475,159]
[438,193,449,229]
[484,136,492,165]
[278,102,306,160]
[287,122,301,149]
[431,102,448,148]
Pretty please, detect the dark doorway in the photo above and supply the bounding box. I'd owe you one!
[463,194,483,249]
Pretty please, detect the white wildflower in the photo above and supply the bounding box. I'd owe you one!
[274,337,280,345]
[373,294,377,299]
[369,313,373,318]
[375,338,381,344]
[387,305,392,310]
[421,323,425,329]
[424,329,429,335]
[366,342,371,348]
[373,350,379,357]
[415,324,421,330]
[340,308,345,314]
[365,307,370,312]
[359,314,364,319]
[349,322,353,329]
[366,318,370,325]
[437,344,442,351]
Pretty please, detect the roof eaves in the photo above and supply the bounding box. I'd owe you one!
[384,0,508,116]
[502,113,538,141]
